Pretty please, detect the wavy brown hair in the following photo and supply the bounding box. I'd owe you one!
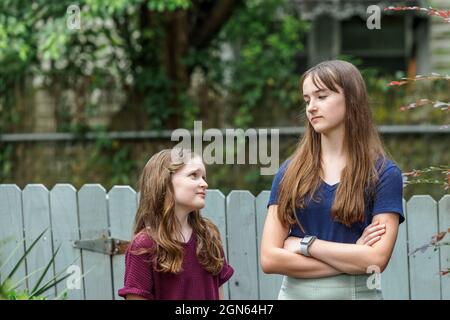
[278,60,387,229]
[133,148,224,275]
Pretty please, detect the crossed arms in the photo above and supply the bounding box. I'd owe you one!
[260,205,400,278]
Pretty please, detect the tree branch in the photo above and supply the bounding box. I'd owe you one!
[190,0,242,49]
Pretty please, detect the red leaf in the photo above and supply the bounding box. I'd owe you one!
[417,98,431,106]
[388,80,408,86]
[403,170,422,177]
[432,231,447,244]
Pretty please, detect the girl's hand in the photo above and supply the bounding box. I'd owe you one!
[283,236,302,254]
[356,221,386,246]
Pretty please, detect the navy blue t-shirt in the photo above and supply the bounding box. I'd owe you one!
[268,159,405,244]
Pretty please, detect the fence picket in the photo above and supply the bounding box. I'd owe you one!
[108,186,137,300]
[381,199,410,299]
[256,191,283,299]
[203,189,230,299]
[226,191,258,299]
[50,184,84,300]
[0,185,26,290]
[438,195,450,300]
[22,184,55,297]
[78,184,113,300]
[408,195,441,299]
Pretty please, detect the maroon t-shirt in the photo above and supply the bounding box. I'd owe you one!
[118,231,234,300]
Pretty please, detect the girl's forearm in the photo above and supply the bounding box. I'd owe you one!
[262,247,343,278]
[308,239,385,274]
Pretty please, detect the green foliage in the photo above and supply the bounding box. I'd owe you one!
[147,0,191,12]
[339,55,449,126]
[0,0,193,133]
[403,165,449,190]
[197,0,309,128]
[0,228,72,300]
[83,126,137,187]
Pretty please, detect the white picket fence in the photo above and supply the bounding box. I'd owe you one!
[0,184,449,300]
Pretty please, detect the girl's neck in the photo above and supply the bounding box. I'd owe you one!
[320,127,346,161]
[174,206,193,242]
[319,129,347,185]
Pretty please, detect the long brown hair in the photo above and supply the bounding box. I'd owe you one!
[133,148,224,275]
[278,60,387,229]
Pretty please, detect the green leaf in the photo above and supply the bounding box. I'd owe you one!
[3,228,48,284]
[0,237,25,274]
[9,265,47,291]
[32,272,72,297]
[30,244,62,296]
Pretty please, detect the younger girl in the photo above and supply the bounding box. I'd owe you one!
[118,148,234,300]
[260,60,404,300]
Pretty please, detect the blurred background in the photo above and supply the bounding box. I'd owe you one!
[0,0,448,199]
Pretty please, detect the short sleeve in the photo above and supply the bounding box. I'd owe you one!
[372,165,405,224]
[218,255,234,287]
[267,161,289,207]
[117,233,155,300]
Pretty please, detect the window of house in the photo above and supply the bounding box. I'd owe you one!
[340,15,407,74]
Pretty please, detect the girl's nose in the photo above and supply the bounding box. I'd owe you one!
[307,99,317,113]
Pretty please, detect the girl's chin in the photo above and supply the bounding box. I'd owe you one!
[312,125,333,134]
[312,127,325,134]
[198,201,206,209]
[191,201,206,210]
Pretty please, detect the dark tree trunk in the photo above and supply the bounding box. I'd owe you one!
[163,9,190,129]
[111,0,242,130]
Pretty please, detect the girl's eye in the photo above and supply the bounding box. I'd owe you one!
[305,100,310,105]
[318,95,327,100]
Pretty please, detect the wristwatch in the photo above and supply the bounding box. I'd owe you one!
[300,236,317,257]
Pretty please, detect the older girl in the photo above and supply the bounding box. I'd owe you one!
[260,60,404,300]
